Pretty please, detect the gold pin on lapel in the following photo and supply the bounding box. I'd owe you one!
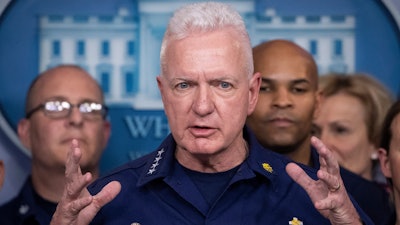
[289,217,303,225]
[262,163,273,173]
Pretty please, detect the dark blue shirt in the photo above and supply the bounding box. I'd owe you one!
[89,129,373,225]
[0,177,57,225]
[182,163,239,206]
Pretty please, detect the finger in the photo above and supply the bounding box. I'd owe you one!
[75,181,121,225]
[314,198,336,211]
[312,137,344,193]
[311,136,339,174]
[286,162,315,191]
[65,172,92,200]
[67,196,94,215]
[66,139,83,179]
[51,195,93,225]
[93,181,121,209]
[317,169,342,193]
[64,139,92,200]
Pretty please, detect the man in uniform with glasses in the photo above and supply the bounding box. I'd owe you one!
[0,64,110,225]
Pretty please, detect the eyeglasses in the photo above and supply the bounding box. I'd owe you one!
[26,99,108,120]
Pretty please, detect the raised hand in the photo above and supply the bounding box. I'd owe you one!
[286,136,363,225]
[50,139,121,225]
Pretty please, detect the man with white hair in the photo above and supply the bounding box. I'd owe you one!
[51,2,372,225]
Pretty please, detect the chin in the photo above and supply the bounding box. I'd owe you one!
[263,139,297,151]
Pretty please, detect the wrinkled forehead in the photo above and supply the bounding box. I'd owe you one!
[164,30,251,78]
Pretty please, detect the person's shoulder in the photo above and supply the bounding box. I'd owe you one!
[340,167,387,194]
[91,151,152,185]
[246,133,319,192]
[0,190,28,224]
[110,150,154,173]
[340,166,394,224]
[249,139,319,177]
[340,166,391,205]
[97,133,176,181]
[0,194,21,211]
[88,134,178,197]
[0,177,32,209]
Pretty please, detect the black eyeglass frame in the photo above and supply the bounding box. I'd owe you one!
[25,100,108,119]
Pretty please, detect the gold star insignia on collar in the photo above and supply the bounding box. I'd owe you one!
[262,162,273,173]
[289,217,303,225]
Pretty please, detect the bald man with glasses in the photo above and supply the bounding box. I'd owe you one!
[0,65,111,225]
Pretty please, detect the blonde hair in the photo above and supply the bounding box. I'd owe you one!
[319,73,394,147]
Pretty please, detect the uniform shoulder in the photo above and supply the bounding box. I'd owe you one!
[88,150,158,193]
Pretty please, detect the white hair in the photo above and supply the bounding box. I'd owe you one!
[160,1,253,77]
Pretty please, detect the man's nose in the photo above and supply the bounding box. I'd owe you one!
[67,106,84,126]
[272,88,293,108]
[192,85,215,116]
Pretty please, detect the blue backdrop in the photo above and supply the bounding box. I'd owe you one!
[0,0,399,204]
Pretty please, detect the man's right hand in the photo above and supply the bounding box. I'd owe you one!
[50,139,121,225]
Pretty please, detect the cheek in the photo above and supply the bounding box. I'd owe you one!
[329,139,354,157]
[30,122,59,144]
[253,100,269,116]
[249,105,265,122]
[29,124,67,162]
[255,94,270,105]
[90,125,108,146]
[300,98,317,116]
[336,138,372,163]
[227,95,248,115]
[351,134,373,154]
[389,156,400,185]
[165,94,192,114]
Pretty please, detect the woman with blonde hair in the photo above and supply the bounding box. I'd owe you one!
[313,73,394,183]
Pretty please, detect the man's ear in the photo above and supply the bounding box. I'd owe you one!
[17,119,32,151]
[248,72,261,115]
[378,148,392,178]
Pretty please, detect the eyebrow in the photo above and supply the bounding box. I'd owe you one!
[261,77,311,85]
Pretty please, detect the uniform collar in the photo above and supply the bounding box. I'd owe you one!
[137,126,290,190]
[16,178,38,219]
[13,177,54,225]
[136,134,176,186]
[242,126,283,189]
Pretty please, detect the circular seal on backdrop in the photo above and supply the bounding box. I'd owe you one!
[0,0,399,174]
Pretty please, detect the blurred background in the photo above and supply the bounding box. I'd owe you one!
[0,0,399,204]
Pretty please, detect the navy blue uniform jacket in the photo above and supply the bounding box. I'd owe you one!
[89,129,373,225]
[0,177,57,225]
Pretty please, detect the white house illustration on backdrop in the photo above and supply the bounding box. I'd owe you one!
[38,1,355,110]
